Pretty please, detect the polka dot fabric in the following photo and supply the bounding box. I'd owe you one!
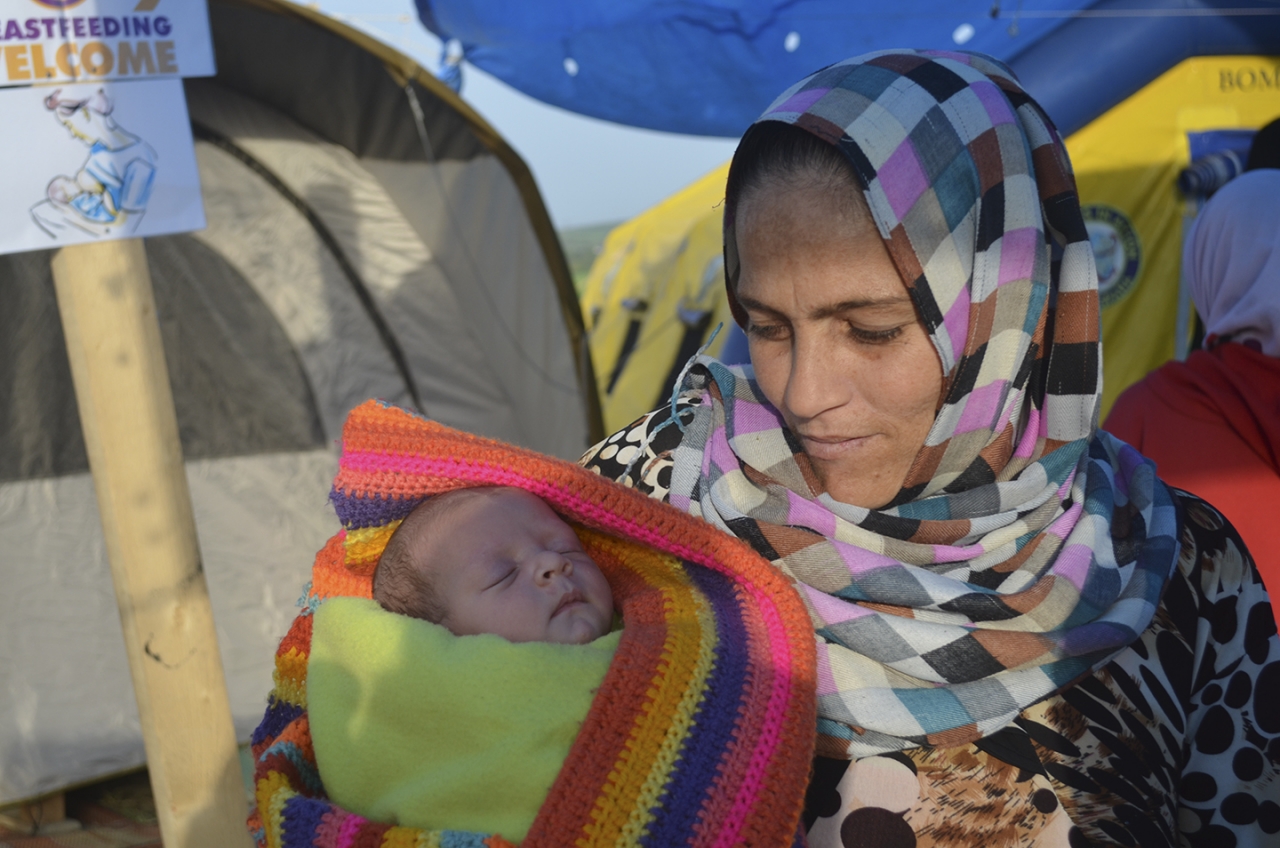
[584,411,1280,846]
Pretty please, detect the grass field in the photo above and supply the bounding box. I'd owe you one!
[558,221,620,295]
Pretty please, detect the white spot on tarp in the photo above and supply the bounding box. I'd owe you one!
[696,254,725,302]
[953,23,975,44]
[563,57,579,76]
[677,306,710,327]
[784,31,801,52]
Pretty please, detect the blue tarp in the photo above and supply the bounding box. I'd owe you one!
[416,0,1280,137]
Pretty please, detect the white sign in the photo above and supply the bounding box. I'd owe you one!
[0,79,204,254]
[0,0,213,87]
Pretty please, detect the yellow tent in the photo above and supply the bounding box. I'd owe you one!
[581,163,734,432]
[583,55,1280,434]
[1072,55,1280,413]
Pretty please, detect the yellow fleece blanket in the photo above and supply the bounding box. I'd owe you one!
[308,597,621,842]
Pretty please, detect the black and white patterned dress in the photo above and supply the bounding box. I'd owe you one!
[582,401,1280,848]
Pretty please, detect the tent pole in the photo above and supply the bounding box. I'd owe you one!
[50,239,252,848]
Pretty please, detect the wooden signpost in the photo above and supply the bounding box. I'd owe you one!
[51,239,252,848]
[0,2,251,845]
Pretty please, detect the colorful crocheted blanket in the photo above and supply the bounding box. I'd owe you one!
[247,400,817,848]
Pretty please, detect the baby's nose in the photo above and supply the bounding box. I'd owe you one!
[534,551,572,583]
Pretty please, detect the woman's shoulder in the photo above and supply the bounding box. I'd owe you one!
[1010,488,1278,846]
[578,397,700,501]
[1158,488,1275,660]
[1167,488,1270,608]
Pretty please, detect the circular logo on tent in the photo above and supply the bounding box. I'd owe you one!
[30,0,86,8]
[1082,204,1141,308]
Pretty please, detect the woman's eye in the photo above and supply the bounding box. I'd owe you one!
[848,325,903,344]
[746,322,788,341]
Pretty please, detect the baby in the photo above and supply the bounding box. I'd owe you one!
[310,486,618,839]
[372,485,614,644]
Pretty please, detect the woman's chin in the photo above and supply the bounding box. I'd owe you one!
[824,485,897,510]
[806,453,905,510]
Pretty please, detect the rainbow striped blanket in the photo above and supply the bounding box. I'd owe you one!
[247,400,817,848]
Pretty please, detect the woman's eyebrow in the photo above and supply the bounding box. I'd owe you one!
[811,297,912,319]
[735,294,783,317]
[736,293,912,319]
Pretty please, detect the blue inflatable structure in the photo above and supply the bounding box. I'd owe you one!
[416,0,1280,137]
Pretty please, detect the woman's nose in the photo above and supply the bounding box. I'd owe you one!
[784,333,847,420]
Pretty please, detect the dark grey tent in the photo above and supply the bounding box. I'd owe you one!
[0,0,600,804]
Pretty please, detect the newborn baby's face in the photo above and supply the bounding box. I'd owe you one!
[430,487,613,644]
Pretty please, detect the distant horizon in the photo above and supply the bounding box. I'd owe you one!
[287,0,739,230]
[558,219,624,234]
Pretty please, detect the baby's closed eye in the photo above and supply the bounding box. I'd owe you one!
[484,567,517,590]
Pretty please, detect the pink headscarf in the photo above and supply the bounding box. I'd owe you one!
[1186,169,1280,356]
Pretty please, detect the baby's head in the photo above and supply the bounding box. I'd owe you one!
[372,487,613,645]
[47,176,80,204]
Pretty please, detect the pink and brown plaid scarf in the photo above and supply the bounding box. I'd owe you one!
[669,50,1181,758]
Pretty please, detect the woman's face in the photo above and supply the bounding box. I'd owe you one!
[735,179,943,509]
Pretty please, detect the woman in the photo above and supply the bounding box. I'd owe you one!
[1105,170,1280,598]
[584,50,1280,846]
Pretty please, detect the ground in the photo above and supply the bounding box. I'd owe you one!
[0,771,161,848]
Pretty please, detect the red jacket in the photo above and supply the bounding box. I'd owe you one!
[1104,342,1280,598]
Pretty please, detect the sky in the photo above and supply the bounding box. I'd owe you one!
[288,0,739,230]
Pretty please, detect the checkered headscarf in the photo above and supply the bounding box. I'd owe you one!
[670,50,1181,757]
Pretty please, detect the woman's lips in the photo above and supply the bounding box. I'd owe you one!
[798,433,873,461]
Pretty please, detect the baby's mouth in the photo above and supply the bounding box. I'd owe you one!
[553,588,585,617]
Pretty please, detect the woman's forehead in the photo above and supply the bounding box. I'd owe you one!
[735,179,866,248]
[735,183,911,307]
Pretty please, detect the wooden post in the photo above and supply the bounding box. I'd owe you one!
[51,238,252,848]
